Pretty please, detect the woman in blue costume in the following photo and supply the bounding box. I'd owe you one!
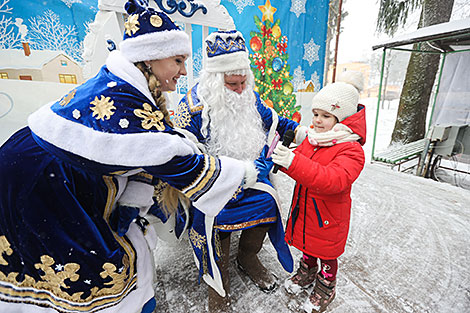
[0,1,259,312]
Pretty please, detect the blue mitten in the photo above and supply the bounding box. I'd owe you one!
[110,173,155,236]
[109,205,140,236]
[254,146,274,181]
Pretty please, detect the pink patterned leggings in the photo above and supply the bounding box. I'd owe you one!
[303,254,338,281]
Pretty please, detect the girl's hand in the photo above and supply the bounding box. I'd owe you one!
[272,143,295,170]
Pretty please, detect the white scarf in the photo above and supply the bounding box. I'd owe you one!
[307,123,361,147]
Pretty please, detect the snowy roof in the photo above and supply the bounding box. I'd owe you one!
[0,49,74,70]
[372,18,470,51]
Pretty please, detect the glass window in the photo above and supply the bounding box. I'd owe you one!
[59,74,77,84]
[19,75,32,80]
[0,72,8,79]
[61,60,67,66]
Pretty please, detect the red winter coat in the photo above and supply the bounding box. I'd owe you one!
[283,105,366,259]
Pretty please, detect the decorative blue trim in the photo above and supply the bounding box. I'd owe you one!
[153,0,207,17]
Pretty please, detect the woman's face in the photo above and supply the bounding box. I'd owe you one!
[145,54,188,92]
[312,109,338,133]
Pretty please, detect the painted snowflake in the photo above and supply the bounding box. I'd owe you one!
[290,0,306,18]
[90,95,116,120]
[310,71,321,92]
[228,0,255,14]
[176,75,188,95]
[61,0,82,8]
[303,38,320,66]
[192,47,203,79]
[292,66,305,92]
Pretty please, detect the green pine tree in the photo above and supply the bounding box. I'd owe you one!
[248,15,300,120]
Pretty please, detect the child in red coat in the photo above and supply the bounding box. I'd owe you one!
[272,71,366,313]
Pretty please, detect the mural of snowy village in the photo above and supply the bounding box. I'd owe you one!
[0,0,334,144]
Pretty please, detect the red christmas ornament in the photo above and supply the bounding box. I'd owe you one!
[292,111,302,123]
[255,58,266,70]
[261,25,272,38]
[271,78,283,89]
[250,36,262,52]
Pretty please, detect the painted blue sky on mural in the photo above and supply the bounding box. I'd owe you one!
[0,0,328,88]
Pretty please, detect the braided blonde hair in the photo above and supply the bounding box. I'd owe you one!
[135,61,190,216]
[135,61,173,127]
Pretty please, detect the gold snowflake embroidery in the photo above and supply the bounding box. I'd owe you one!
[90,95,116,121]
[59,89,76,106]
[124,14,140,36]
[134,103,165,131]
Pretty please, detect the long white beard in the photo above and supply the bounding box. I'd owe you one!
[205,87,266,161]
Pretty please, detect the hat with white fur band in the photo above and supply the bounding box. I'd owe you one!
[119,0,191,63]
[204,30,251,73]
[311,71,364,122]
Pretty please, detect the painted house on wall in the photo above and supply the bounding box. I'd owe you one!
[0,43,84,84]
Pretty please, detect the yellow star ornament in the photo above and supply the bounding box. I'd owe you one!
[259,0,277,24]
[90,95,116,121]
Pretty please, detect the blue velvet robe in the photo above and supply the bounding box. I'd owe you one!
[0,51,244,312]
[174,84,298,289]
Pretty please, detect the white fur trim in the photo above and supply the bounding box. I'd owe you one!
[295,125,309,144]
[242,160,258,188]
[119,29,191,63]
[204,51,251,73]
[192,156,245,217]
[28,104,199,167]
[119,30,191,62]
[201,215,226,297]
[118,181,154,208]
[106,50,156,107]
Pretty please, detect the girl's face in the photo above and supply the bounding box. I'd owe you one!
[145,54,188,92]
[312,109,338,133]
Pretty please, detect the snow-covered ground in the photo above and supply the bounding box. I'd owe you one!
[151,98,470,312]
[1,85,469,312]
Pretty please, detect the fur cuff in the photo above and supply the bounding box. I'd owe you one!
[243,160,258,188]
[118,181,155,209]
[295,125,309,144]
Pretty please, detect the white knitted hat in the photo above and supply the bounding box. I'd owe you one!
[311,71,364,122]
[204,30,251,73]
[119,0,191,63]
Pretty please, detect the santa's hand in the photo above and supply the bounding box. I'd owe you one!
[272,143,295,170]
[109,205,140,236]
[110,177,155,236]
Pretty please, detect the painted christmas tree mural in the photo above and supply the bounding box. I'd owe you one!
[249,0,301,122]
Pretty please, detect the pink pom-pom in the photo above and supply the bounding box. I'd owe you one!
[332,139,337,144]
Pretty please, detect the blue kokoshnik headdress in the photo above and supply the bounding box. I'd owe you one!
[204,30,251,73]
[119,0,191,62]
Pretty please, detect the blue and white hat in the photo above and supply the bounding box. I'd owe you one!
[119,0,191,63]
[204,30,251,73]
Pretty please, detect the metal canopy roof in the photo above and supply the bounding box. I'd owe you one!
[372,18,470,51]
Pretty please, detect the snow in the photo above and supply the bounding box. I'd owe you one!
[150,97,470,312]
[1,82,469,312]
[373,18,470,50]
